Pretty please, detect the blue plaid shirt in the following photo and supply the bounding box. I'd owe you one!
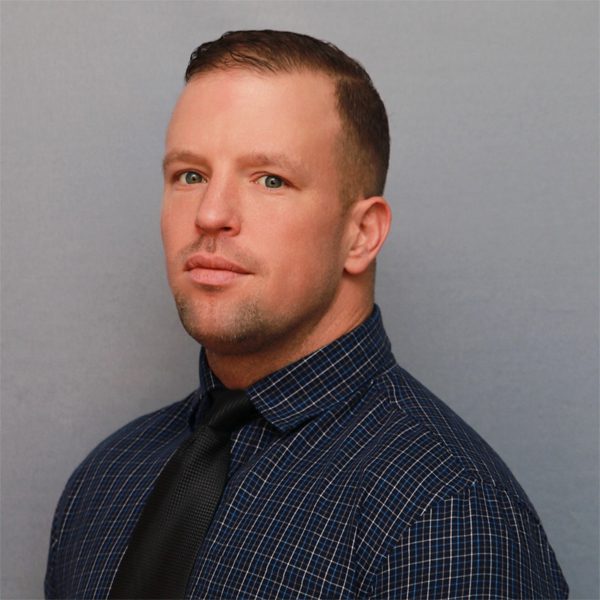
[46,306,568,599]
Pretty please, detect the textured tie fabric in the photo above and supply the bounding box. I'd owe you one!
[108,388,257,599]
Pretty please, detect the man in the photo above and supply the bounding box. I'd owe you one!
[45,31,568,599]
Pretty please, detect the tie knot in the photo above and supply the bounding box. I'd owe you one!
[205,388,257,432]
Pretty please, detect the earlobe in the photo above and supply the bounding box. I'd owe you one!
[344,196,392,275]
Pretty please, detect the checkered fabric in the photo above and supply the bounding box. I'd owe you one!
[45,306,568,599]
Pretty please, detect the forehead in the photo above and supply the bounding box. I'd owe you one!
[166,69,342,159]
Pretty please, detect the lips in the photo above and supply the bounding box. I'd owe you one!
[184,253,250,286]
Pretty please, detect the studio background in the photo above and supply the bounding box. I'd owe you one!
[1,2,597,598]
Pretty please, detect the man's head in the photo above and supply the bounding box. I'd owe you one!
[161,31,391,387]
[184,30,390,206]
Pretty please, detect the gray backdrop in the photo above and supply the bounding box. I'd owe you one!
[1,1,598,598]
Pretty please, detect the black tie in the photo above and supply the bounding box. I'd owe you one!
[109,388,257,599]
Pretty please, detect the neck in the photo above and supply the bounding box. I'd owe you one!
[206,298,373,389]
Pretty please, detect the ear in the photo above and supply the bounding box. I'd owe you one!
[344,196,392,275]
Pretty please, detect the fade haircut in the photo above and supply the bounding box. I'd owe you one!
[185,30,390,205]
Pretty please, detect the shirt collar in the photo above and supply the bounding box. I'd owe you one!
[193,305,395,433]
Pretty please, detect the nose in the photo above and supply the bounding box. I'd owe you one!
[194,175,241,236]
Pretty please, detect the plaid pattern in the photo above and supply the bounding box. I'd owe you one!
[46,307,568,599]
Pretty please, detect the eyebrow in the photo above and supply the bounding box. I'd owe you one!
[162,151,204,174]
[239,152,305,175]
[162,150,306,177]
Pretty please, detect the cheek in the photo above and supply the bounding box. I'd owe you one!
[160,212,176,261]
[161,203,193,249]
[270,227,343,287]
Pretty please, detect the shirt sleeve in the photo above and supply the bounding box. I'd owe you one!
[369,480,568,599]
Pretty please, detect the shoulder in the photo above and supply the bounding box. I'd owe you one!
[353,365,568,596]
[366,477,569,598]
[75,392,196,476]
[357,364,537,536]
[45,392,199,595]
[52,392,197,532]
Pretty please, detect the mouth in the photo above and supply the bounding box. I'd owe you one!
[184,253,251,287]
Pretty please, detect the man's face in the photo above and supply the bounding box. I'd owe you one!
[161,69,356,360]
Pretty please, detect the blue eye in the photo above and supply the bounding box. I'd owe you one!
[178,171,204,185]
[257,175,285,189]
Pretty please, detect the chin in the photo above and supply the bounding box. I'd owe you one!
[175,296,271,353]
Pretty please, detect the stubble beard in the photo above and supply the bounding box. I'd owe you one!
[173,273,341,362]
[174,294,271,356]
[170,230,347,363]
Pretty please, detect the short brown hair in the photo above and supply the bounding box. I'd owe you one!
[185,30,390,203]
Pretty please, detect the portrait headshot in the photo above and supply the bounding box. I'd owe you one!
[1,2,598,599]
